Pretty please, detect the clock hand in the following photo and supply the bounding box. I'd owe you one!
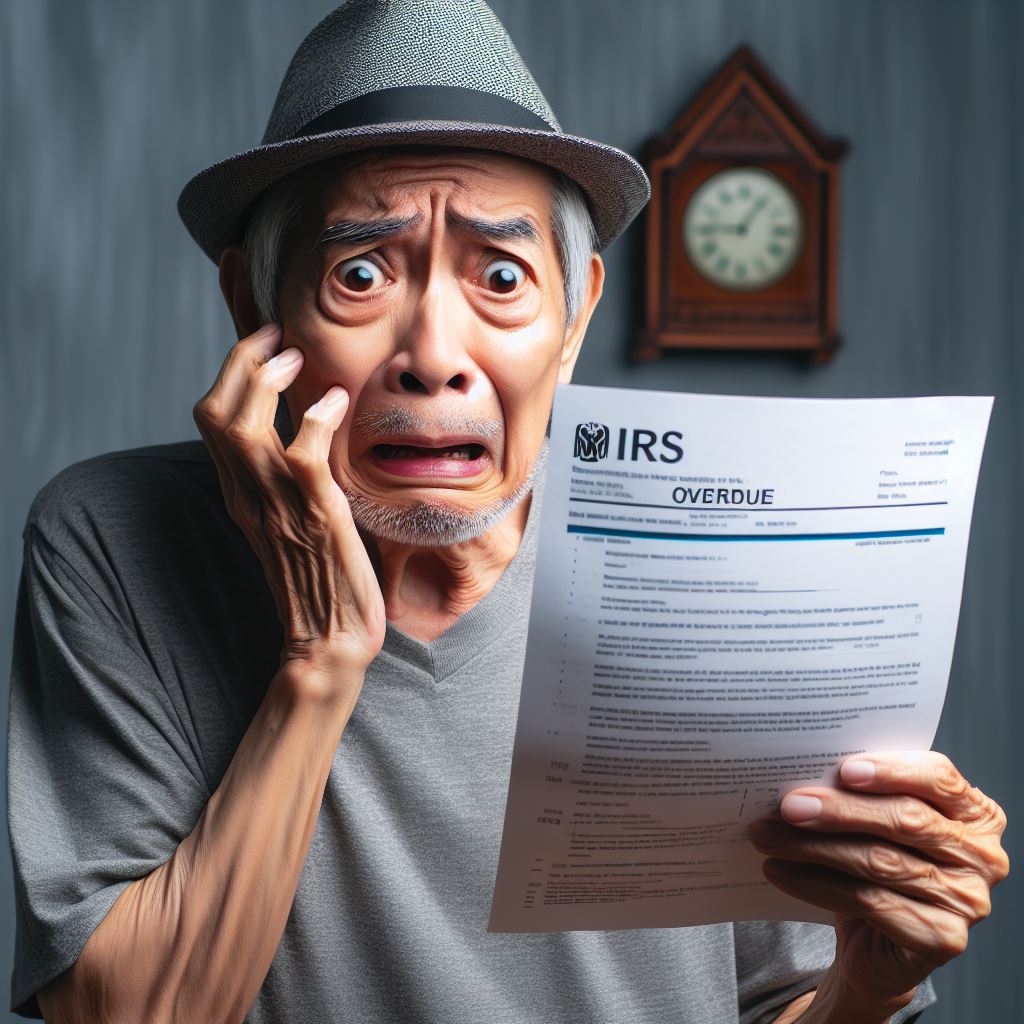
[736,193,771,234]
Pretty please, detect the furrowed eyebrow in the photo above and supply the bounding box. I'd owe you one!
[446,210,540,245]
[316,214,422,248]
[314,210,541,249]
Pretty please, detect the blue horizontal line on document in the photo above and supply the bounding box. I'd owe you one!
[567,526,946,542]
[568,497,949,512]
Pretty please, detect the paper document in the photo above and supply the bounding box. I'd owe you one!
[489,385,992,932]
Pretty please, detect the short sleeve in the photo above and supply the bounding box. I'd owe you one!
[734,920,938,1022]
[6,516,211,1018]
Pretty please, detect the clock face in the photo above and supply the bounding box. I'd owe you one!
[682,167,804,291]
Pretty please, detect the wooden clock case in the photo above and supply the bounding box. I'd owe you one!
[636,45,849,364]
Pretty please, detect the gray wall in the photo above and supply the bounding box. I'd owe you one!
[3,0,1020,1018]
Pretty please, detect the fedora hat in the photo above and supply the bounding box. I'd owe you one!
[177,0,650,264]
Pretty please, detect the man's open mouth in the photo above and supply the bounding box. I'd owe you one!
[372,443,486,462]
[366,439,492,479]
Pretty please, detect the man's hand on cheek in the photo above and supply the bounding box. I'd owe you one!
[193,322,387,695]
[749,751,1009,1020]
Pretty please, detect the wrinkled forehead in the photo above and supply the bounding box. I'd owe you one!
[299,144,557,229]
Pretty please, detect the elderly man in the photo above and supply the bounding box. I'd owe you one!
[8,2,1006,1022]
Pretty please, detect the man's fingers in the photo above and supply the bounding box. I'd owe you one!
[211,323,285,412]
[197,322,284,425]
[285,387,356,519]
[283,386,382,621]
[761,859,971,966]
[750,822,993,921]
[836,751,1006,834]
[192,327,385,671]
[772,787,1011,887]
[778,787,958,847]
[225,346,305,478]
[193,323,293,512]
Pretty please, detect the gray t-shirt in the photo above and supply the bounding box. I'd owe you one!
[7,441,936,1022]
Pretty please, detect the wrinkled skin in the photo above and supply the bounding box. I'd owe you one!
[751,750,1009,1019]
[193,320,388,676]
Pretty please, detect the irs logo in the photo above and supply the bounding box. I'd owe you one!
[574,422,609,462]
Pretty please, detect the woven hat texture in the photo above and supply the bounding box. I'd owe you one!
[265,0,562,140]
[177,0,650,262]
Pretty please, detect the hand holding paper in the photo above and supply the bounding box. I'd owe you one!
[489,385,999,936]
[748,749,1008,1018]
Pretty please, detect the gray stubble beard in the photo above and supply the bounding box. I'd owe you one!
[344,477,535,546]
[342,412,548,547]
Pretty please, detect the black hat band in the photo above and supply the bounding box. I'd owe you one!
[292,85,556,139]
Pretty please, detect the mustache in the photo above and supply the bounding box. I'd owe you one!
[351,408,503,440]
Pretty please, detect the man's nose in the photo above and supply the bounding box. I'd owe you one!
[383,280,479,397]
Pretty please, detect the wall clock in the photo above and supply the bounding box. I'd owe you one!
[636,45,849,364]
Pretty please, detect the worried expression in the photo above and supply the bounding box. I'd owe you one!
[274,147,601,545]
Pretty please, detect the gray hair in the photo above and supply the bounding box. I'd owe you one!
[241,153,598,329]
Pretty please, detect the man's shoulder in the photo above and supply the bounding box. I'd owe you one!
[25,439,219,546]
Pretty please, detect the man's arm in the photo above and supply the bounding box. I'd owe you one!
[38,654,360,1024]
[38,322,385,1022]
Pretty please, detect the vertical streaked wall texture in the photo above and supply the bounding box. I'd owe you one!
[2,1,1020,1020]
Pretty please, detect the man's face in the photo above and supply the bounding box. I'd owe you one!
[275,147,598,545]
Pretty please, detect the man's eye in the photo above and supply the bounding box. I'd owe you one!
[337,257,385,292]
[482,259,525,294]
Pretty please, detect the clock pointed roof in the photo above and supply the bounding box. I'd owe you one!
[648,44,849,168]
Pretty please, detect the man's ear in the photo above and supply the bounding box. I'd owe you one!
[218,244,263,340]
[557,253,605,384]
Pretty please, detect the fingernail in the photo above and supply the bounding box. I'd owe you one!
[319,387,347,409]
[256,322,282,337]
[840,759,876,785]
[270,347,303,369]
[780,794,822,823]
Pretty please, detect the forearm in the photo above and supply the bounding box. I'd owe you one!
[773,968,915,1024]
[40,660,361,1024]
